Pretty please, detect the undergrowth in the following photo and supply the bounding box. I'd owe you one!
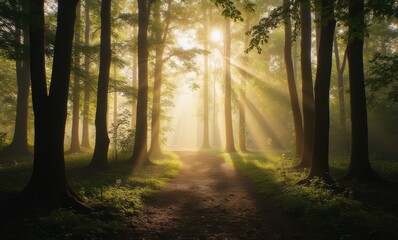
[220,152,398,240]
[0,152,182,240]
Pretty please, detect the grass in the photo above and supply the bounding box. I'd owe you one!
[0,151,182,240]
[219,151,398,240]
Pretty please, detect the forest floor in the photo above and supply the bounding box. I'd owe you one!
[129,151,307,240]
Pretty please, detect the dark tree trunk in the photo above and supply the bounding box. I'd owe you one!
[305,0,336,182]
[87,0,112,170]
[239,17,249,152]
[130,0,153,167]
[295,0,314,169]
[333,35,347,127]
[283,0,303,159]
[5,2,30,155]
[202,0,210,149]
[81,0,91,148]
[343,0,379,181]
[22,0,88,210]
[224,18,236,153]
[69,2,82,153]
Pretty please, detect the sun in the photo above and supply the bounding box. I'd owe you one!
[210,29,223,42]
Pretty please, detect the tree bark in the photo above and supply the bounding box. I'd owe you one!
[239,17,249,152]
[22,0,88,211]
[224,18,236,153]
[344,0,379,181]
[333,34,347,127]
[131,24,138,129]
[81,0,91,148]
[149,0,169,158]
[69,2,82,153]
[87,0,112,170]
[283,0,303,159]
[130,0,153,167]
[202,0,210,149]
[295,0,314,169]
[305,0,336,182]
[5,1,30,155]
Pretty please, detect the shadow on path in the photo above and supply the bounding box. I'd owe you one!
[130,151,307,240]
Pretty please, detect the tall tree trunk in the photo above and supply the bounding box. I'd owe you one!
[239,17,249,152]
[283,0,303,159]
[344,0,379,181]
[305,0,336,182]
[130,0,153,166]
[202,0,210,149]
[149,1,164,158]
[69,2,82,153]
[295,0,314,169]
[22,0,88,210]
[87,0,112,170]
[333,34,347,127]
[81,0,91,148]
[131,24,138,128]
[113,65,118,160]
[224,18,236,153]
[6,2,30,155]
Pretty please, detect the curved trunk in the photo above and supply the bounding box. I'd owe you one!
[295,0,314,169]
[88,0,112,170]
[344,0,379,181]
[283,0,303,159]
[224,18,235,153]
[130,0,152,167]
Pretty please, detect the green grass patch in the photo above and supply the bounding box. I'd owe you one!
[219,151,398,240]
[0,152,182,240]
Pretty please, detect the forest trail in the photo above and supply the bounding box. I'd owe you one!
[130,151,307,240]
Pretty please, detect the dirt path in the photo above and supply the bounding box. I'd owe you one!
[130,151,307,240]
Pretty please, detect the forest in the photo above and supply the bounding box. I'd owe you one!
[0,0,398,239]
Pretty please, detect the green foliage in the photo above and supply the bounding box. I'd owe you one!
[220,152,398,239]
[367,53,398,105]
[0,152,182,240]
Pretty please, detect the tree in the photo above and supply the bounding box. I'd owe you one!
[304,0,336,182]
[69,1,82,153]
[22,0,88,210]
[149,0,172,158]
[283,0,303,158]
[295,0,314,169]
[333,33,347,127]
[129,0,154,167]
[239,14,249,152]
[202,0,210,149]
[1,0,30,155]
[87,0,112,170]
[224,17,236,153]
[343,0,379,181]
[81,0,92,148]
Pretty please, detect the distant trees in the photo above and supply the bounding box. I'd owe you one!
[0,0,30,155]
